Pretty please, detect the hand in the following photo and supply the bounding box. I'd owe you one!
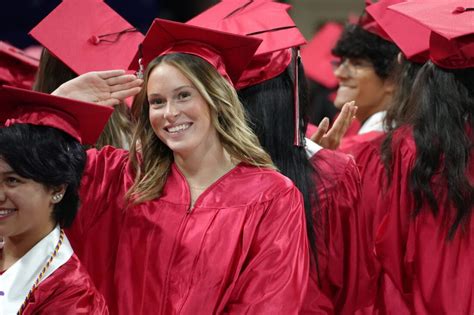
[52,70,143,106]
[310,101,357,149]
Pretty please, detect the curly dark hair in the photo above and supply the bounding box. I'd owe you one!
[332,24,399,79]
[0,124,86,228]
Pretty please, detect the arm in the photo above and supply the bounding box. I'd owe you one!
[224,186,309,315]
[52,70,142,106]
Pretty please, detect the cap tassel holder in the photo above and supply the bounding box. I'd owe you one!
[89,27,138,45]
[452,6,474,14]
[293,48,302,147]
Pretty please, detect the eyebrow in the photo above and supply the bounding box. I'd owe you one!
[148,85,196,99]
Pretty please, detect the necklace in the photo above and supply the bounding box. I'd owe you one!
[17,229,65,315]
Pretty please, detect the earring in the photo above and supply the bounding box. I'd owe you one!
[52,194,63,203]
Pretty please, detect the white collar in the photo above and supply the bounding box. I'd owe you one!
[305,138,323,158]
[0,225,73,315]
[358,111,387,135]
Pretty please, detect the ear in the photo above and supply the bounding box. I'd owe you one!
[51,184,67,204]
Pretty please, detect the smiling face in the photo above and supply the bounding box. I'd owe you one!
[147,62,221,159]
[0,158,56,240]
[333,57,394,123]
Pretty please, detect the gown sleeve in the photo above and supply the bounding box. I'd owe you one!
[223,185,309,315]
[304,149,368,314]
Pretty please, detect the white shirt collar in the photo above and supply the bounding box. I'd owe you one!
[0,225,73,315]
[358,111,387,135]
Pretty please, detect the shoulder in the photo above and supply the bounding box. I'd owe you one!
[311,149,360,189]
[28,255,108,313]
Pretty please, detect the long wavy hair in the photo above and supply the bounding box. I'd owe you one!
[33,48,132,149]
[238,51,321,279]
[386,62,473,238]
[127,53,274,203]
[381,57,423,170]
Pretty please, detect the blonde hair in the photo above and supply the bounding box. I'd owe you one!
[127,53,274,203]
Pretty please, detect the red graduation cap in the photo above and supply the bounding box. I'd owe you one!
[0,85,113,145]
[187,0,306,89]
[389,0,474,69]
[188,0,306,146]
[301,22,343,89]
[130,18,262,85]
[29,0,144,75]
[359,0,391,41]
[366,0,429,63]
[0,41,39,89]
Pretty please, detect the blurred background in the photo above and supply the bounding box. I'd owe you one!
[0,0,364,49]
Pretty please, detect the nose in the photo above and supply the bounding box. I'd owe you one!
[333,61,350,80]
[163,103,180,121]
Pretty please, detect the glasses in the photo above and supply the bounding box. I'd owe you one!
[331,57,373,76]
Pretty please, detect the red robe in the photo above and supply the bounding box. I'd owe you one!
[67,147,309,314]
[21,254,108,315]
[302,149,370,314]
[371,127,474,313]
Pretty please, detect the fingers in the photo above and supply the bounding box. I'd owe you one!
[311,117,330,142]
[110,86,142,100]
[106,74,141,86]
[109,78,143,93]
[96,70,126,80]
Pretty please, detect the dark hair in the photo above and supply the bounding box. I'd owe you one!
[0,124,86,227]
[33,48,132,149]
[332,24,399,79]
[381,57,423,170]
[387,62,473,238]
[238,51,321,278]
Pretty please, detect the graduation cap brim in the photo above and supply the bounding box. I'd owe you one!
[0,85,113,145]
[187,0,305,56]
[389,0,474,68]
[130,18,262,84]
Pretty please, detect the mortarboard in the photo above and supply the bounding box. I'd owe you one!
[0,85,113,145]
[359,0,392,41]
[130,18,262,85]
[187,0,306,89]
[366,0,430,63]
[301,22,343,89]
[188,0,306,145]
[29,0,144,75]
[0,42,39,89]
[389,0,474,69]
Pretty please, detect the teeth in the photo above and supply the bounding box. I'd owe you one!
[0,209,14,216]
[167,123,191,133]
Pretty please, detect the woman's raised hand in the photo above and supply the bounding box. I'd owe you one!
[52,70,143,106]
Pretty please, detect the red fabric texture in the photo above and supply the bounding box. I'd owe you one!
[21,254,108,315]
[302,149,370,314]
[349,126,474,313]
[67,146,309,314]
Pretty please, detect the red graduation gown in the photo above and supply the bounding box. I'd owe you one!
[21,254,108,315]
[67,146,309,314]
[372,127,474,314]
[301,149,369,314]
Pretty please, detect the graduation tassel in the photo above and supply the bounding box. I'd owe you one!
[137,43,144,80]
[293,48,303,147]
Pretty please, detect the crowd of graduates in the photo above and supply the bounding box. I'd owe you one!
[0,0,472,314]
